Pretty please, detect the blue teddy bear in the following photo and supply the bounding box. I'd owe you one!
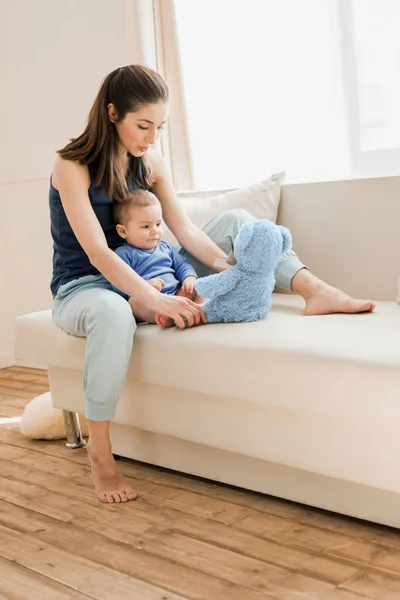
[196,219,292,323]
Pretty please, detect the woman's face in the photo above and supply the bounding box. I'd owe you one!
[109,102,169,158]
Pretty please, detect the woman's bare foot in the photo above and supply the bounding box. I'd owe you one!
[292,269,375,316]
[304,287,375,316]
[88,446,137,503]
[155,313,175,328]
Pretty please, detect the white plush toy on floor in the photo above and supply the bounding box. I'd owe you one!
[20,392,88,440]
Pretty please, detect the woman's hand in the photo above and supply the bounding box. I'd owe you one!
[151,291,207,329]
[148,149,228,270]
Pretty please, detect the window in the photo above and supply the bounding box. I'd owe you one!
[339,0,400,173]
[175,0,400,188]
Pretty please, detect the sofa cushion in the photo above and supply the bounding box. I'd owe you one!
[164,172,285,244]
[15,294,400,418]
[14,296,400,490]
[15,294,400,380]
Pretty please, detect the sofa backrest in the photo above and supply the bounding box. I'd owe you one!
[278,176,400,301]
[179,176,400,301]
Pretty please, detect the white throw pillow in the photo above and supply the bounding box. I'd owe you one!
[163,172,285,245]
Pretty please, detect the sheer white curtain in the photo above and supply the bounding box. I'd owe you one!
[173,0,400,189]
[125,0,194,189]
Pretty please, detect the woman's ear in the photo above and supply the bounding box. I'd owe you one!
[116,224,127,239]
[108,103,119,123]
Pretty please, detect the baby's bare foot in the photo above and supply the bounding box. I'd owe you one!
[88,447,137,503]
[155,313,175,328]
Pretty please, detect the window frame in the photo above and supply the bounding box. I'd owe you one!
[337,0,400,175]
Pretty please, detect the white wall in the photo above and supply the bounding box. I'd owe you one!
[0,0,133,366]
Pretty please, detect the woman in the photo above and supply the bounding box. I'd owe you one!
[51,65,374,504]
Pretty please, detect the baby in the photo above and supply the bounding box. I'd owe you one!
[112,189,203,327]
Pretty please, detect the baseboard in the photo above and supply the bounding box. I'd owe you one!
[14,358,47,370]
[0,353,46,370]
[0,347,47,370]
[0,352,14,369]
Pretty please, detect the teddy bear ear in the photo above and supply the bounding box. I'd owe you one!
[233,222,255,258]
[279,226,292,254]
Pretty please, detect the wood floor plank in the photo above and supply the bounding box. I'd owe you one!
[123,462,400,549]
[0,366,398,600]
[342,568,400,600]
[0,379,48,394]
[0,385,45,399]
[3,420,398,553]
[0,469,354,598]
[0,493,153,542]
[0,524,207,600]
[0,459,94,503]
[0,443,377,555]
[0,493,337,600]
[316,590,373,600]
[137,530,337,598]
[0,556,87,600]
[0,370,49,385]
[1,446,395,586]
[0,405,24,418]
[0,441,318,538]
[0,422,22,433]
[276,524,400,573]
[0,449,366,581]
[0,521,275,600]
[0,396,29,409]
[0,444,90,479]
[0,457,362,588]
[0,426,71,449]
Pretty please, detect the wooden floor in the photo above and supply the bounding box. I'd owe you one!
[1,369,400,600]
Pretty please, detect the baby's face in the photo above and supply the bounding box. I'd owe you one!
[121,204,164,249]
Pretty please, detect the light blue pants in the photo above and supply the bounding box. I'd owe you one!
[53,209,304,421]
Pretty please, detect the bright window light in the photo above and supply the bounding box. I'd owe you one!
[175,0,400,188]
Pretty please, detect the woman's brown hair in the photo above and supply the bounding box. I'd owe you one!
[58,65,169,200]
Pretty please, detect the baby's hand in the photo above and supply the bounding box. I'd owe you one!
[148,278,165,291]
[182,276,197,295]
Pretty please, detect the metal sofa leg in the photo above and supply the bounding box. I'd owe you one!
[62,410,86,448]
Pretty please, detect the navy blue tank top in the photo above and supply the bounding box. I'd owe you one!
[49,170,143,295]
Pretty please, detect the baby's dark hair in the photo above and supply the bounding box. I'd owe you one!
[113,189,160,225]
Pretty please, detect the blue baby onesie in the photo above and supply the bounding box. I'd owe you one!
[112,241,197,300]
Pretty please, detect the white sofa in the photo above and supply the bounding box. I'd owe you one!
[14,175,400,528]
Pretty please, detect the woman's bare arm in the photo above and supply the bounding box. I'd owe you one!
[52,157,162,302]
[148,149,228,271]
[52,157,205,327]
